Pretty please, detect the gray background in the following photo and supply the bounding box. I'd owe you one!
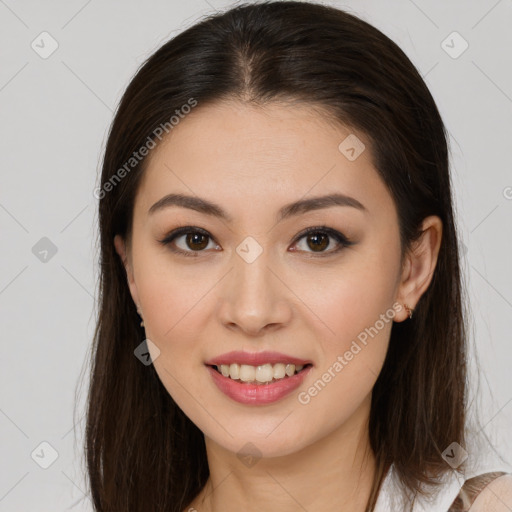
[1,0,511,510]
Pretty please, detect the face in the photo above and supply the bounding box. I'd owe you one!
[115,101,411,458]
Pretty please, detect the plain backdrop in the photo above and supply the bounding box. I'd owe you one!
[0,0,511,510]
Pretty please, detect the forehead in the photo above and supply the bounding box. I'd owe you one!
[135,100,392,220]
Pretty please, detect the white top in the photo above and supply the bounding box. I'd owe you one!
[374,438,512,511]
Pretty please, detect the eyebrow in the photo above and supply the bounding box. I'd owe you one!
[148,192,367,222]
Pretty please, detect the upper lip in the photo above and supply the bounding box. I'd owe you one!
[205,350,312,367]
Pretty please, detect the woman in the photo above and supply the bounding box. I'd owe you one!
[86,1,512,510]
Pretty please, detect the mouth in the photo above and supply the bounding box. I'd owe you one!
[206,362,313,405]
[208,362,313,385]
[204,351,314,404]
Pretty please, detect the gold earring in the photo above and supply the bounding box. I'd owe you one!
[404,303,414,319]
[137,305,145,328]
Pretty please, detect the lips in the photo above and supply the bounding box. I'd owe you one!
[204,351,313,405]
[204,350,312,367]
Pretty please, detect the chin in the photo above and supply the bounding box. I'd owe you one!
[201,417,316,459]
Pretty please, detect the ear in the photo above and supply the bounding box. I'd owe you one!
[114,234,140,309]
[395,215,443,322]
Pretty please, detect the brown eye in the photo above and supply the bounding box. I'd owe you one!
[292,227,353,256]
[305,232,330,252]
[158,226,219,257]
[185,232,209,251]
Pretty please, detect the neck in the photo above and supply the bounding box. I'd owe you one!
[188,394,377,512]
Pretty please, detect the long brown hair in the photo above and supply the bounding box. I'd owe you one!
[84,2,471,510]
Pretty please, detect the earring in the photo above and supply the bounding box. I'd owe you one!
[404,303,414,319]
[136,305,145,328]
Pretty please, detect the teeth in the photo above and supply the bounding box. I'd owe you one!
[239,364,255,382]
[273,363,286,379]
[255,363,273,382]
[229,363,239,380]
[217,362,307,383]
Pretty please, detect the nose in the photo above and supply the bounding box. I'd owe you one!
[216,248,293,337]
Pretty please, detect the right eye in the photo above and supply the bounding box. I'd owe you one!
[158,226,221,257]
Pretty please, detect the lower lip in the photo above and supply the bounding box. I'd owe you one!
[206,365,312,405]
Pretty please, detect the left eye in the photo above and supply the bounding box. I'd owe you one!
[291,227,352,255]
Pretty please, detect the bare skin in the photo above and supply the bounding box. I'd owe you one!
[114,101,443,511]
[469,474,512,511]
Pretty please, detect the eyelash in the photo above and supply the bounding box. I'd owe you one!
[157,225,354,258]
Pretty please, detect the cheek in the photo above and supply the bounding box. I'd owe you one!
[136,265,215,419]
[289,251,400,409]
[293,279,395,440]
[292,249,400,348]
[134,260,227,420]
[135,248,219,348]
[301,279,394,404]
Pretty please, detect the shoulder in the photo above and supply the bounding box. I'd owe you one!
[467,474,512,511]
